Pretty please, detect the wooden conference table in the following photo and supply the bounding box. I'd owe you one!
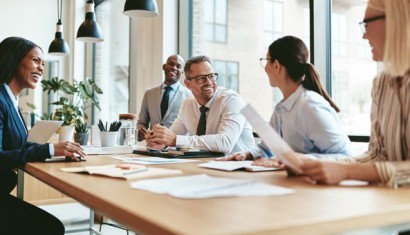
[19,154,410,235]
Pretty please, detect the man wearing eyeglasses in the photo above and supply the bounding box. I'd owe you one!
[145,55,255,154]
[137,54,192,141]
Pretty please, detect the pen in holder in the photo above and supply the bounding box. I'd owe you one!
[98,119,122,147]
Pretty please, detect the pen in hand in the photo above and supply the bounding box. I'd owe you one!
[123,168,148,175]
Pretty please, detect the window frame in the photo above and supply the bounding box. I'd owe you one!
[184,0,371,142]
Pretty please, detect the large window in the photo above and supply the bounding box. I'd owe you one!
[203,0,228,43]
[192,0,309,121]
[94,0,130,122]
[213,60,239,92]
[331,0,378,137]
[331,12,347,57]
[263,1,283,48]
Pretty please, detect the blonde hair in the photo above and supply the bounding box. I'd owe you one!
[367,0,410,76]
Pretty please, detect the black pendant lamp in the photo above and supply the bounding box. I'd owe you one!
[76,0,103,43]
[48,0,70,55]
[123,0,159,18]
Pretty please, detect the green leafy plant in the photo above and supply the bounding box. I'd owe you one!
[75,119,88,133]
[41,77,103,126]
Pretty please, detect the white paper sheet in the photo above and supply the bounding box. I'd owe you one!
[199,161,280,172]
[123,157,199,165]
[130,174,294,199]
[82,146,133,155]
[27,120,63,144]
[241,104,303,174]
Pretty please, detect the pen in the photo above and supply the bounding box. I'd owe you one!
[123,168,148,175]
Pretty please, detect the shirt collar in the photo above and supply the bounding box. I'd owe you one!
[3,83,19,109]
[162,82,180,90]
[196,87,219,109]
[277,85,305,112]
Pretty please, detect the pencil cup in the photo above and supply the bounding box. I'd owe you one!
[99,131,118,147]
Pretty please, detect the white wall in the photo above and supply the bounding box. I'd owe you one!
[0,0,71,113]
[0,0,87,115]
[1,0,180,119]
[130,0,179,114]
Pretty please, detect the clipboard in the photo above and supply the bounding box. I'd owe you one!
[27,120,63,144]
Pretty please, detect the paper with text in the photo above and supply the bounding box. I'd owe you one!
[241,104,303,174]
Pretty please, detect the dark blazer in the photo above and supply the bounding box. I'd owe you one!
[0,85,50,194]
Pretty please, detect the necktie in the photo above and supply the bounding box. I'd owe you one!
[196,106,209,136]
[160,86,172,119]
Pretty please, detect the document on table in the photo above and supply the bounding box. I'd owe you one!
[82,146,133,155]
[60,164,182,180]
[199,161,281,172]
[241,104,303,174]
[130,174,294,199]
[122,157,199,165]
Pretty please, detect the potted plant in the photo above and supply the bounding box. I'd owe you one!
[41,77,103,142]
[74,119,89,145]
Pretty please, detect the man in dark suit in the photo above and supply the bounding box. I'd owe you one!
[137,54,192,141]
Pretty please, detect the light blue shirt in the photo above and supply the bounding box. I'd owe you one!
[161,82,180,104]
[250,85,352,159]
[3,84,54,156]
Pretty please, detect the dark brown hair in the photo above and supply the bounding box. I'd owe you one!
[268,36,340,112]
[0,37,41,84]
[184,55,212,77]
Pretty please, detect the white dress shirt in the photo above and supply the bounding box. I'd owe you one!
[170,87,255,153]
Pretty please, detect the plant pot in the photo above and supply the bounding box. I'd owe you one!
[58,126,75,142]
[99,131,118,147]
[74,133,89,146]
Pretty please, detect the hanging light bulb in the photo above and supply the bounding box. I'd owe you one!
[48,0,70,55]
[76,0,103,43]
[123,0,159,18]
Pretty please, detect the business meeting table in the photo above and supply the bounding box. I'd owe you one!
[18,154,410,235]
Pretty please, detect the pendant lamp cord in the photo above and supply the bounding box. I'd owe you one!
[57,0,62,22]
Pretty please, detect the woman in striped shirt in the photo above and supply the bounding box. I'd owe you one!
[299,0,410,187]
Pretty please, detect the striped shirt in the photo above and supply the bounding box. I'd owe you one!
[350,72,410,187]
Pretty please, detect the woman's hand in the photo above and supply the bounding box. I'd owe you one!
[252,158,284,168]
[216,151,250,161]
[53,141,86,161]
[300,159,349,185]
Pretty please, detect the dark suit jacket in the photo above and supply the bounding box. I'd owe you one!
[0,85,50,194]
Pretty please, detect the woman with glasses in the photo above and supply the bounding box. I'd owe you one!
[298,0,410,187]
[218,35,352,163]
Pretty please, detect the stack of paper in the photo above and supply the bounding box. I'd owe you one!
[130,174,294,199]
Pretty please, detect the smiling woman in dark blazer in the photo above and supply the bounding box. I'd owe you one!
[0,37,86,234]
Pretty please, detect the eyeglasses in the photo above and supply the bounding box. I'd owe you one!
[259,58,273,68]
[359,15,385,34]
[187,73,218,84]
